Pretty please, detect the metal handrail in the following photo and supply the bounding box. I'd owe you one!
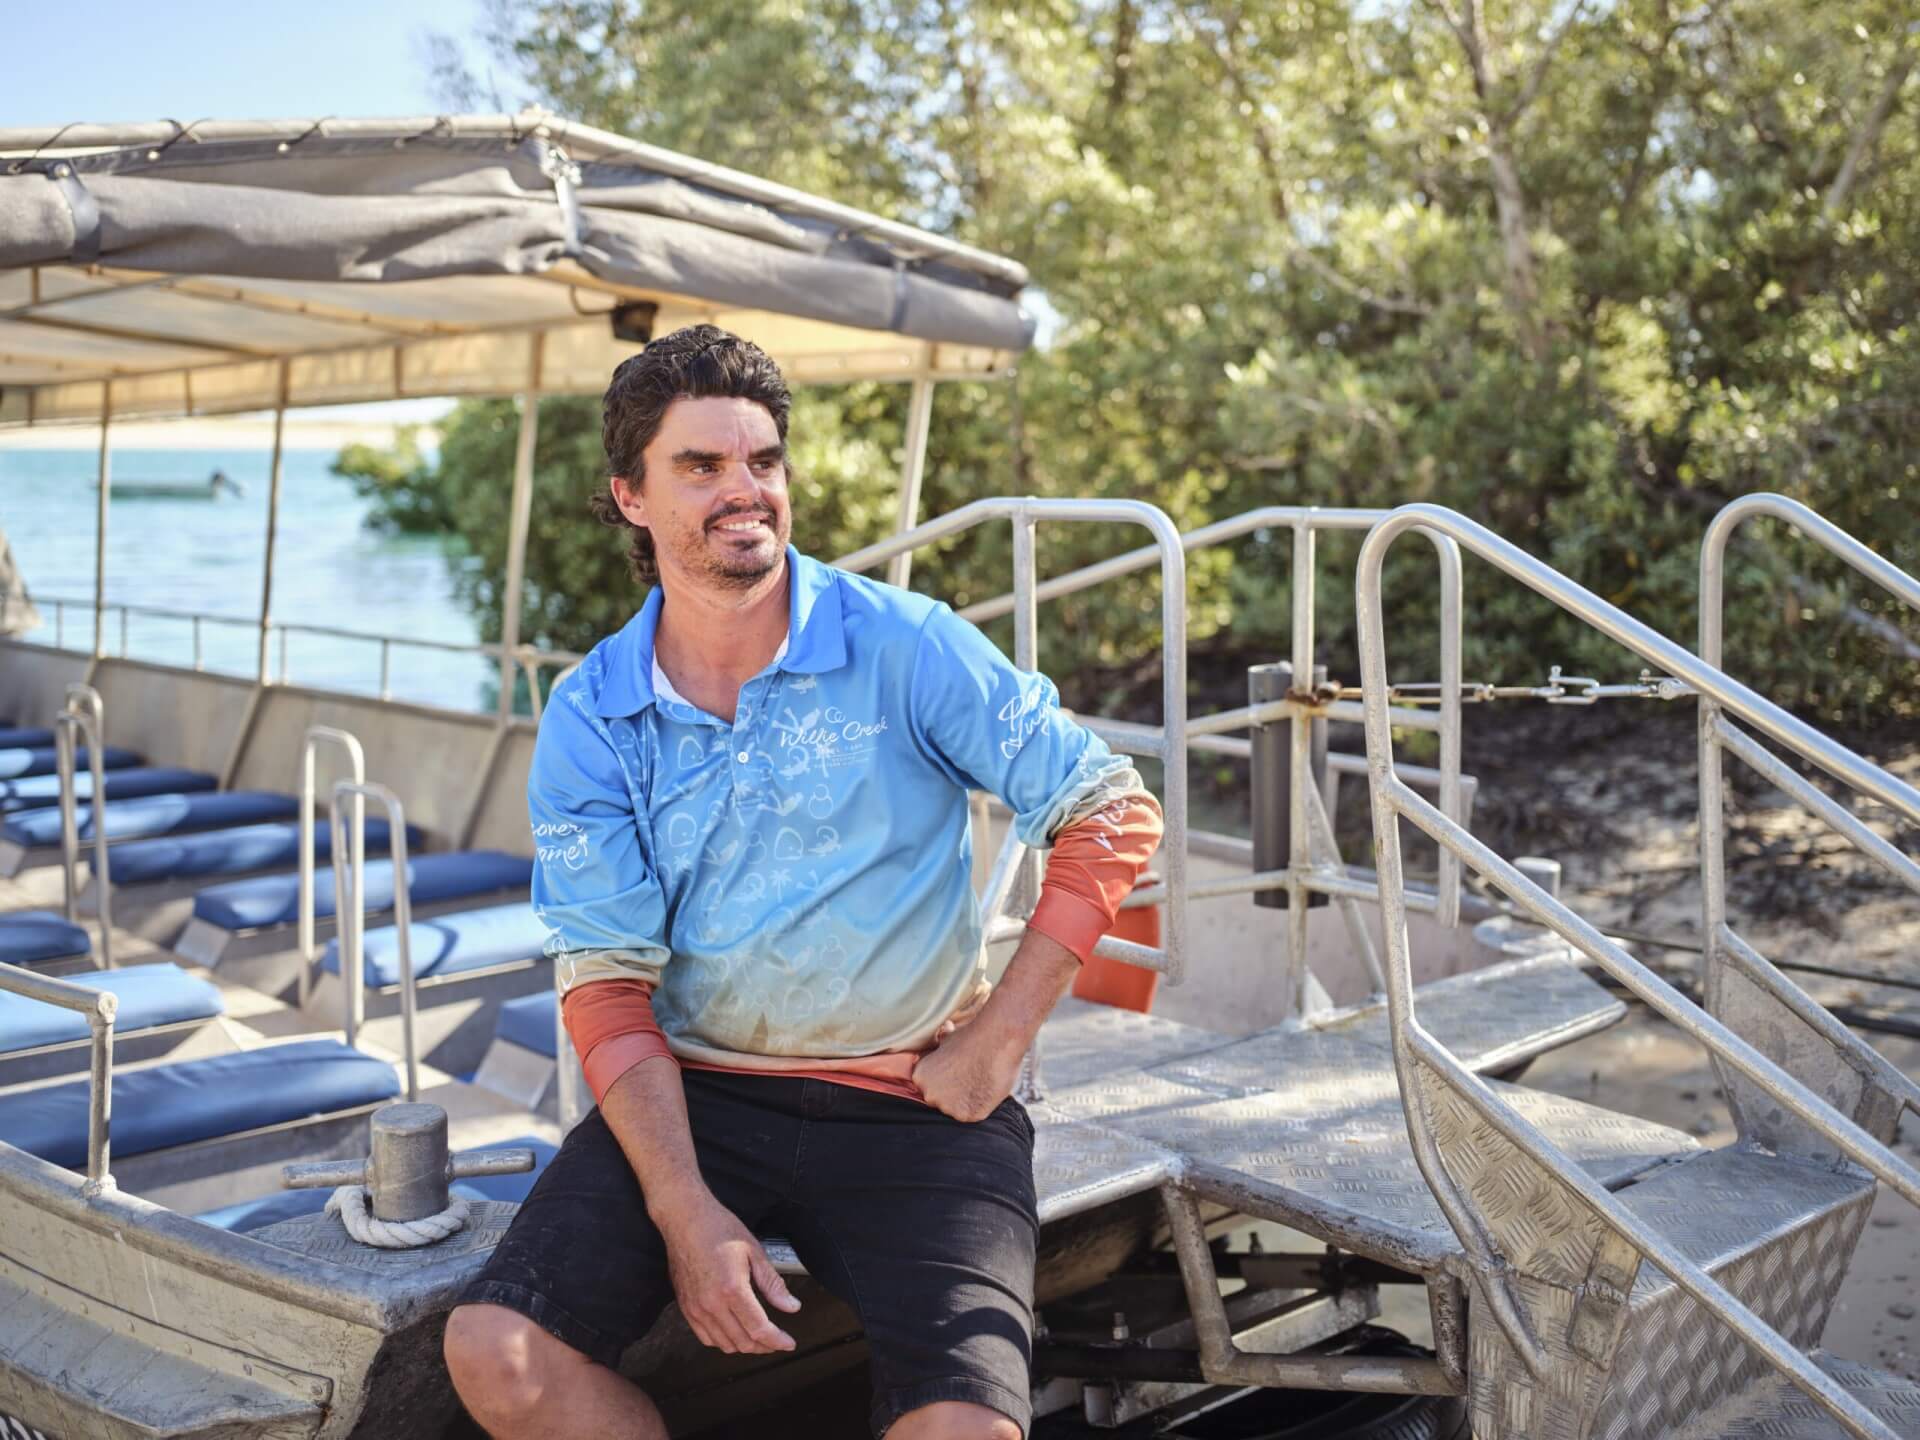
[55,684,114,969]
[1699,494,1920,1118]
[329,778,422,1103]
[1357,503,1920,1440]
[836,497,1190,986]
[12,592,583,710]
[298,726,365,1011]
[836,502,1469,1019]
[0,961,115,1190]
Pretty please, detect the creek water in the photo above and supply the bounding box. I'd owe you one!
[0,447,490,712]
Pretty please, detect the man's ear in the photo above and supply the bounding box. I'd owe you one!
[610,475,646,527]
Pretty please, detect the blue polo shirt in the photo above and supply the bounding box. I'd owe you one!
[529,547,1131,1064]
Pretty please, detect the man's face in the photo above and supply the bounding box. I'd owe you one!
[612,396,792,590]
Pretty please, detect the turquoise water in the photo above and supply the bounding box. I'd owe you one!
[0,447,492,711]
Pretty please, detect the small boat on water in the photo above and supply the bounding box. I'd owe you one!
[100,469,245,501]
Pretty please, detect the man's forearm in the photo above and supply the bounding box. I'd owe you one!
[974,930,1082,1060]
[598,1055,713,1224]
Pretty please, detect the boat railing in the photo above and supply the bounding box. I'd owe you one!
[329,778,423,1103]
[1698,493,1920,1145]
[1,591,583,717]
[0,962,115,1192]
[1356,503,1920,1440]
[55,682,114,969]
[842,503,1470,1019]
[298,726,366,1011]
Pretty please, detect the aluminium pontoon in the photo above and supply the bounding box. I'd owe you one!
[1,111,1918,1440]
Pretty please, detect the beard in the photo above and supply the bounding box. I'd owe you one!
[667,502,791,589]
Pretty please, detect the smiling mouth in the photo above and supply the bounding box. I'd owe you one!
[709,514,774,536]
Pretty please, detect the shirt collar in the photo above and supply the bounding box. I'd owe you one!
[595,547,846,718]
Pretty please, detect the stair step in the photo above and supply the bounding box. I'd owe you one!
[1593,1148,1880,1440]
[1690,1353,1920,1439]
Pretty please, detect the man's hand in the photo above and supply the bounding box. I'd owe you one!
[654,1191,802,1355]
[913,1014,1027,1122]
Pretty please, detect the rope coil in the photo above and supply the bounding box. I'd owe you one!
[326,1186,470,1249]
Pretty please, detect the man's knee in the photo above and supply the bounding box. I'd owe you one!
[444,1303,587,1429]
[887,1400,1022,1440]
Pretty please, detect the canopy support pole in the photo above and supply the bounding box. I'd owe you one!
[887,373,937,590]
[499,334,545,720]
[93,387,111,658]
[256,362,290,683]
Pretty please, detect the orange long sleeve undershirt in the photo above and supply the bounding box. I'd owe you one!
[561,794,1166,1107]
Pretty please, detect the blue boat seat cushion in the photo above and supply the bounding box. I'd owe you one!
[196,850,533,933]
[0,910,90,966]
[320,901,549,987]
[109,817,416,887]
[2,790,298,849]
[0,745,142,781]
[494,990,559,1058]
[0,1038,401,1168]
[0,765,216,815]
[0,963,224,1054]
[0,726,55,748]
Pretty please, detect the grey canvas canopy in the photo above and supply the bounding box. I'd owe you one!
[0,111,1034,426]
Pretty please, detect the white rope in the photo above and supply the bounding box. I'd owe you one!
[325,1185,470,1249]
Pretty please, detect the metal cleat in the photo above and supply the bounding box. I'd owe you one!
[282,1101,533,1224]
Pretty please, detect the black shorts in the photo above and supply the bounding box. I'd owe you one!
[460,1071,1040,1437]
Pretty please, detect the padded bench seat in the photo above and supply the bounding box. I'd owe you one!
[196,850,533,933]
[0,765,217,815]
[2,790,298,849]
[493,990,558,1057]
[107,817,415,888]
[0,911,90,966]
[0,1037,401,1169]
[0,744,143,781]
[0,962,223,1053]
[320,900,547,987]
[0,726,54,749]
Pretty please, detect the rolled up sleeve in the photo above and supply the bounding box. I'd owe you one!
[529,689,671,995]
[907,603,1136,848]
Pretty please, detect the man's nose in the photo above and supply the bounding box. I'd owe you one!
[718,462,771,506]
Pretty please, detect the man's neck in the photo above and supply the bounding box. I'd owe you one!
[652,559,792,723]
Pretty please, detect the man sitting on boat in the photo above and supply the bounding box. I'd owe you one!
[443,325,1163,1440]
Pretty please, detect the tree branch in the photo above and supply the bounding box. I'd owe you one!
[1824,36,1918,218]
[1504,0,1591,129]
[1195,4,1434,317]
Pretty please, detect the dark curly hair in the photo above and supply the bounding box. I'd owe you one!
[588,324,793,585]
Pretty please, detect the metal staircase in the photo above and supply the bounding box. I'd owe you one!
[1356,498,1920,1440]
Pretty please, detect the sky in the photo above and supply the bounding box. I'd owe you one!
[0,0,496,132]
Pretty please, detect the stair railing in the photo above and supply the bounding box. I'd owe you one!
[329,778,421,1103]
[1699,493,1920,1156]
[298,725,365,1010]
[1357,503,1920,1440]
[55,682,114,968]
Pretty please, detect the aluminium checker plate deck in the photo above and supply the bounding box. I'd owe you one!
[1038,952,1695,1272]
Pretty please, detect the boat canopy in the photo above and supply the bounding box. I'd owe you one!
[0,112,1034,428]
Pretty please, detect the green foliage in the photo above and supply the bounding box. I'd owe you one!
[361,0,1920,723]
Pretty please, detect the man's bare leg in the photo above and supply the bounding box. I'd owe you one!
[445,1303,664,1440]
[887,1401,1021,1440]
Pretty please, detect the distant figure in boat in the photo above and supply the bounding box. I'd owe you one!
[0,525,40,637]
[101,469,245,501]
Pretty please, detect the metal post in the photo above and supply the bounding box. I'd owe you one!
[379,638,392,700]
[300,727,365,1011]
[93,387,111,658]
[1250,661,1327,914]
[1287,523,1316,1013]
[498,336,544,720]
[192,615,203,670]
[887,374,937,590]
[1009,511,1045,1101]
[56,690,114,968]
[257,363,290,683]
[331,778,419,1101]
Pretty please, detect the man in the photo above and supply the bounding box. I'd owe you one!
[445,325,1163,1440]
